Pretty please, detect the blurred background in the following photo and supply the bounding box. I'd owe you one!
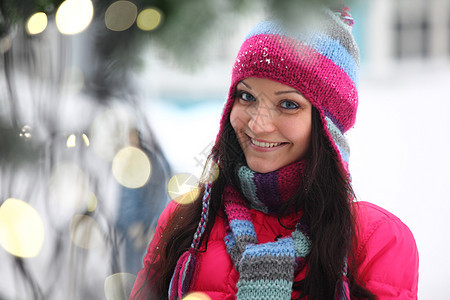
[0,0,449,299]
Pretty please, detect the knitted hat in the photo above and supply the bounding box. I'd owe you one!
[216,7,359,173]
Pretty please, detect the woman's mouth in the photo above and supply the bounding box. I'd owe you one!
[251,138,281,148]
[249,137,287,150]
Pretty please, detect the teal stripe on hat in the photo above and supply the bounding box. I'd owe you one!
[306,32,358,85]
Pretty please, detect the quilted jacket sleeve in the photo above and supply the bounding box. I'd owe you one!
[354,201,419,299]
[129,200,178,300]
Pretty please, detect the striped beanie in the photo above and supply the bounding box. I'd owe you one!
[217,7,359,173]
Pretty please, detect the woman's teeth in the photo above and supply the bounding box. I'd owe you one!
[251,138,282,148]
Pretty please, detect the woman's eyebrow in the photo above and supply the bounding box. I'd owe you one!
[239,81,252,89]
[274,90,303,96]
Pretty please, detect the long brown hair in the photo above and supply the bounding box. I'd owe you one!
[132,107,375,300]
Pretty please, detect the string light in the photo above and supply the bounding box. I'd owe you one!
[105,1,137,31]
[56,0,94,35]
[137,8,163,31]
[26,12,48,35]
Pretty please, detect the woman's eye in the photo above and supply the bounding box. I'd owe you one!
[238,91,255,102]
[280,100,299,110]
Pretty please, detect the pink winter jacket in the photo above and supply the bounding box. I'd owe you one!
[130,201,419,299]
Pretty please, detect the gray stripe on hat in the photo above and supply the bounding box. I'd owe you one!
[322,9,360,65]
[325,116,350,163]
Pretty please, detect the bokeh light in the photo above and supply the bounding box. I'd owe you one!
[0,198,45,258]
[70,214,103,249]
[19,125,32,139]
[66,133,89,148]
[86,192,97,212]
[136,8,163,31]
[104,272,136,300]
[26,12,48,35]
[67,134,76,148]
[0,36,12,54]
[56,0,94,35]
[168,173,200,204]
[49,162,90,216]
[112,147,151,188]
[204,161,219,183]
[182,292,211,300]
[82,133,90,146]
[105,1,137,32]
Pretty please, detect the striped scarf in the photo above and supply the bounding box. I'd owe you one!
[223,161,350,300]
[168,161,350,299]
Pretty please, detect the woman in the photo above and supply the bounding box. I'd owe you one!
[130,7,419,300]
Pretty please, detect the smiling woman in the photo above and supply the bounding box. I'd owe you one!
[230,78,312,173]
[130,5,419,300]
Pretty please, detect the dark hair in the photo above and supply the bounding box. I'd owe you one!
[133,107,376,300]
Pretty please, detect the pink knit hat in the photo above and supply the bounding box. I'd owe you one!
[216,7,359,173]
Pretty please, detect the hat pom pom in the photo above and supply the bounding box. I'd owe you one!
[340,6,355,26]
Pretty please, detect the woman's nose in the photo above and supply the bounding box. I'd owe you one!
[248,104,276,133]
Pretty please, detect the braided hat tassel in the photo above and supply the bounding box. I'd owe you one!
[335,258,351,300]
[168,182,212,300]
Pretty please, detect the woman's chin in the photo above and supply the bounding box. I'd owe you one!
[245,159,281,174]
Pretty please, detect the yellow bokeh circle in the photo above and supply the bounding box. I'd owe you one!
[202,161,220,183]
[137,8,163,31]
[0,198,45,258]
[175,187,200,205]
[56,0,94,35]
[112,147,151,188]
[26,12,48,35]
[168,173,200,204]
[86,192,98,212]
[105,1,137,31]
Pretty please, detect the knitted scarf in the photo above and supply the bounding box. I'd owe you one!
[223,161,350,300]
[169,161,350,299]
[223,161,309,299]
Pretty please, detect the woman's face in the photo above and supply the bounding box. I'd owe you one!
[230,77,312,173]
